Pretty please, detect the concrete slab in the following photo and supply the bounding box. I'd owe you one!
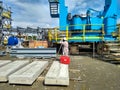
[9,61,48,85]
[0,60,29,82]
[0,60,11,67]
[117,65,120,68]
[45,61,69,86]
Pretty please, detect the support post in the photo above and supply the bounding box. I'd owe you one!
[55,28,57,41]
[66,26,69,40]
[93,42,95,58]
[83,25,86,42]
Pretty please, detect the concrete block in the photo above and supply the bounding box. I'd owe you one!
[45,61,69,86]
[0,60,29,82]
[9,61,48,85]
[0,60,11,67]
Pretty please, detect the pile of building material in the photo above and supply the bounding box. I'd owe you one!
[29,41,48,48]
[0,60,69,86]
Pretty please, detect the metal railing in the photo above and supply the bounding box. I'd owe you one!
[116,24,120,41]
[48,24,105,42]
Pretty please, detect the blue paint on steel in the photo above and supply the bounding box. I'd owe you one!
[103,0,117,36]
[81,17,87,25]
[48,0,118,42]
[90,17,103,30]
[104,17,117,35]
[59,0,68,30]
[71,15,82,30]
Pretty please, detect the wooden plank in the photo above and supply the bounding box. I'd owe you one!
[111,53,120,56]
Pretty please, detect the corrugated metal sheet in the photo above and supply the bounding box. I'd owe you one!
[10,48,56,58]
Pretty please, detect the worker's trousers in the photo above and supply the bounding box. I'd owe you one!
[63,47,69,56]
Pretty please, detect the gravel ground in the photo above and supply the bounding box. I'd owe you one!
[0,55,120,90]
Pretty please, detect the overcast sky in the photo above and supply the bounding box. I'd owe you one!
[2,0,120,28]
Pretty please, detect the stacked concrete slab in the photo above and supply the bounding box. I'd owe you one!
[9,61,48,85]
[45,61,69,86]
[0,60,11,67]
[0,60,29,82]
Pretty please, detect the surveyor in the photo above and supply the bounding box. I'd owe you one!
[60,37,69,56]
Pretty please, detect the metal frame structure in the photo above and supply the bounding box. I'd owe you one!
[0,1,12,45]
[2,27,49,41]
[48,24,105,43]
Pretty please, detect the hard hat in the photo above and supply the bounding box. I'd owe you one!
[63,37,67,40]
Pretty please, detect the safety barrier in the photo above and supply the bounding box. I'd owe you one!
[48,24,105,42]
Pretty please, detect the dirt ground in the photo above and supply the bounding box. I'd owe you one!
[0,54,120,90]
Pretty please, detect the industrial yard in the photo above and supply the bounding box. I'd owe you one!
[0,0,120,90]
[0,55,120,90]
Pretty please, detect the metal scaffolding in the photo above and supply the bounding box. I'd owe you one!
[0,1,12,45]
